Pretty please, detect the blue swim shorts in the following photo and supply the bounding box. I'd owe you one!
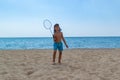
[54,42,63,51]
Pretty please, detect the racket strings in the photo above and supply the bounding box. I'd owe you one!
[43,19,53,34]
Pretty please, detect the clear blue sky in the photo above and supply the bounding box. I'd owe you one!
[0,0,120,37]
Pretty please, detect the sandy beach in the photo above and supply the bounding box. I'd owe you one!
[0,49,120,80]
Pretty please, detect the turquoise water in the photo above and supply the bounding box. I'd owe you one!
[0,37,120,50]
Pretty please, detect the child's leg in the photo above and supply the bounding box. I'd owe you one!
[58,51,62,63]
[53,50,57,63]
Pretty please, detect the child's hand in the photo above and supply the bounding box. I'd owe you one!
[53,35,57,42]
[53,35,54,38]
[66,44,68,48]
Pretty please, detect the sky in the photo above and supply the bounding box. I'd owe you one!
[0,0,120,37]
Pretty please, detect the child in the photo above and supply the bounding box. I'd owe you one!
[52,24,68,65]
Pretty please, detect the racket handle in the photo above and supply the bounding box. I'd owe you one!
[50,29,53,35]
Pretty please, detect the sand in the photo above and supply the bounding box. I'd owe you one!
[0,49,120,80]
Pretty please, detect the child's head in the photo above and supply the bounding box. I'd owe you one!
[54,24,61,33]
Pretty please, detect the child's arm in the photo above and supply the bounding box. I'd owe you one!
[53,34,55,42]
[53,34,57,42]
[61,32,68,48]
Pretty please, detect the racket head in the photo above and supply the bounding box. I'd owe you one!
[43,19,52,30]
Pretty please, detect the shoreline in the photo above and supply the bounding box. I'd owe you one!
[0,48,120,50]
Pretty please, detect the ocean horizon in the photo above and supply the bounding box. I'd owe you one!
[0,37,120,50]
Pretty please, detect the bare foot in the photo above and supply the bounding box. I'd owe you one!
[52,62,56,65]
[58,62,62,65]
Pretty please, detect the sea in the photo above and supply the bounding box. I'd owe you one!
[0,37,120,50]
